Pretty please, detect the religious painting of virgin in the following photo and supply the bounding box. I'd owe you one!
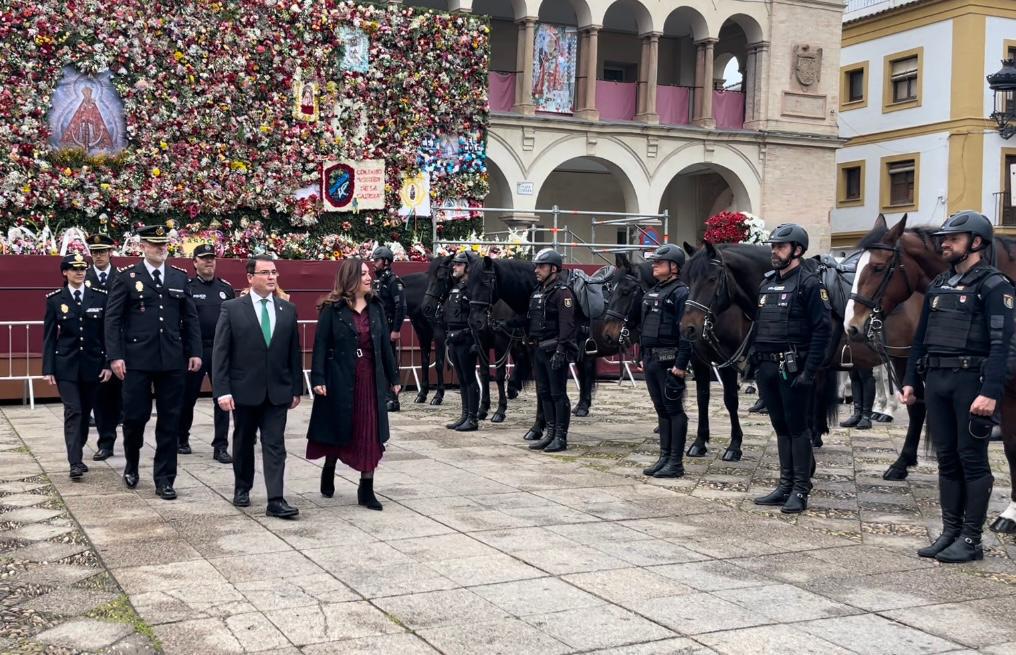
[292,79,320,122]
[531,24,577,114]
[338,25,370,73]
[47,66,126,156]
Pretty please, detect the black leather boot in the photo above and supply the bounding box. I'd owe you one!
[544,427,568,452]
[856,412,873,430]
[754,434,792,505]
[543,400,570,452]
[748,398,767,414]
[839,404,862,428]
[654,414,687,478]
[530,422,557,450]
[936,475,992,563]
[780,434,813,514]
[643,418,671,476]
[445,405,467,430]
[455,410,479,432]
[918,476,963,558]
[357,477,383,511]
[320,457,336,498]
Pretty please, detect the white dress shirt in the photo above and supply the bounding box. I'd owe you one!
[143,260,166,283]
[250,289,276,338]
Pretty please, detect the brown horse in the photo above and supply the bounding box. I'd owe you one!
[846,213,1016,533]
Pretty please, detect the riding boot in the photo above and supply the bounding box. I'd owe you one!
[781,433,813,514]
[754,434,793,505]
[855,412,873,430]
[643,417,671,476]
[445,403,467,430]
[543,398,571,452]
[654,414,687,478]
[748,398,767,414]
[936,474,992,563]
[530,401,557,450]
[839,404,863,428]
[455,384,479,432]
[918,476,964,558]
[320,457,336,498]
[523,400,545,441]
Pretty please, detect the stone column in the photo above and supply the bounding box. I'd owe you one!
[745,41,769,129]
[743,45,757,123]
[575,26,600,120]
[694,38,717,128]
[636,33,660,124]
[513,18,538,115]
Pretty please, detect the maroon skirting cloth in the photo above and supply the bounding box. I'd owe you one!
[306,309,384,472]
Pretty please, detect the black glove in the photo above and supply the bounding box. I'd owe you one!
[550,350,567,370]
[791,371,814,388]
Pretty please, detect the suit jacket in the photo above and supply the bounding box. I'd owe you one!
[104,261,201,371]
[85,266,119,292]
[212,294,304,406]
[43,286,109,382]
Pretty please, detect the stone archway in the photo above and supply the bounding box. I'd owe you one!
[657,161,754,246]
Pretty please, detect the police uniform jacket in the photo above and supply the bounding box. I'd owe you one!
[528,276,578,348]
[104,262,202,371]
[904,264,1015,400]
[85,265,119,292]
[43,286,109,382]
[639,277,692,370]
[442,280,471,331]
[188,275,236,346]
[373,268,406,332]
[752,265,832,378]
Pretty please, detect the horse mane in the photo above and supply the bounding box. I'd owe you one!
[857,224,938,251]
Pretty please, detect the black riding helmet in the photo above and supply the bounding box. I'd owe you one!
[933,210,993,251]
[646,243,686,268]
[371,245,394,261]
[764,223,809,255]
[451,251,470,265]
[533,247,563,268]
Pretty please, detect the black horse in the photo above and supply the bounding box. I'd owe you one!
[402,271,448,406]
[420,254,527,422]
[600,251,747,461]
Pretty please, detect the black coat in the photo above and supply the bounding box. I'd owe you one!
[306,299,397,447]
[42,286,109,382]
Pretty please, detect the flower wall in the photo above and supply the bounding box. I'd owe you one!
[0,0,489,259]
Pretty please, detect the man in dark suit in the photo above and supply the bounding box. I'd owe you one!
[85,233,121,460]
[43,254,112,479]
[180,244,235,462]
[213,254,303,518]
[105,224,202,499]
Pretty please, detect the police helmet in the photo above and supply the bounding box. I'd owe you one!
[764,223,809,254]
[371,245,394,262]
[451,251,470,265]
[533,248,563,268]
[646,244,686,268]
[933,211,993,250]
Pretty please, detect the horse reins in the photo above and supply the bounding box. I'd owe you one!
[468,268,524,370]
[685,258,756,370]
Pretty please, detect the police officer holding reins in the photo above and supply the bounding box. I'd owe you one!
[527,248,577,453]
[751,224,832,514]
[372,245,407,412]
[900,211,1013,563]
[443,251,479,432]
[639,244,693,478]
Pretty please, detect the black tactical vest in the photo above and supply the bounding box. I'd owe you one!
[528,283,565,340]
[754,268,810,348]
[640,279,687,348]
[373,269,397,317]
[923,266,1001,355]
[442,282,470,328]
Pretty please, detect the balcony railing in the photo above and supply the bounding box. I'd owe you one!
[995,191,1016,226]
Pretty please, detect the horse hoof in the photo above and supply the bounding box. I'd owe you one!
[653,426,659,434]
[491,412,506,423]
[811,436,824,449]
[478,411,489,421]
[990,517,1016,534]
[414,393,428,404]
[507,388,520,400]
[876,414,893,423]
[882,466,909,481]
[573,407,589,417]
[721,448,742,462]
[429,396,444,406]
[686,443,708,458]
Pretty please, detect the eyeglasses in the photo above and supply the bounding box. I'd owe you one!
[252,270,279,277]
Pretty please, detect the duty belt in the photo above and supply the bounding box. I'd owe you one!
[752,351,808,363]
[924,355,985,370]
[644,346,678,361]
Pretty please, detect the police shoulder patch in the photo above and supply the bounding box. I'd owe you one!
[1005,294,1014,310]
[218,277,231,286]
[171,265,187,274]
[819,288,829,302]
[563,297,573,308]
[46,288,61,298]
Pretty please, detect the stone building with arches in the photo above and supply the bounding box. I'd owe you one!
[399,0,844,259]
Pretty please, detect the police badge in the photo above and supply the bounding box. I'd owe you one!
[219,291,227,300]
[60,303,69,314]
[932,296,940,309]
[820,289,829,302]
[563,298,573,308]
[759,296,766,307]
[1006,294,1014,309]
[135,281,144,292]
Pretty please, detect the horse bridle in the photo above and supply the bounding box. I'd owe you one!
[603,273,642,347]
[684,258,755,369]
[467,267,522,369]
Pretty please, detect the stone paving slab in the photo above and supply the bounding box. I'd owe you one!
[4,385,1016,653]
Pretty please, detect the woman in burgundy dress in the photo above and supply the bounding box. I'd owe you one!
[306,258,400,510]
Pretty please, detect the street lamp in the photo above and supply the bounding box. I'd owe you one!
[987,58,1016,140]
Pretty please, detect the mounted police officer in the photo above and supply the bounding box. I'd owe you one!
[43,254,112,480]
[900,211,1013,563]
[528,248,577,453]
[750,223,832,514]
[180,244,235,463]
[84,233,121,460]
[372,245,407,412]
[105,224,202,499]
[443,251,479,432]
[640,244,693,478]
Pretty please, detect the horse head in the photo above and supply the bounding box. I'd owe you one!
[601,252,645,347]
[466,254,498,332]
[421,254,453,320]
[847,213,916,342]
[680,241,734,343]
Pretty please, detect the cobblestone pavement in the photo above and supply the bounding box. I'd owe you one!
[2,381,1016,654]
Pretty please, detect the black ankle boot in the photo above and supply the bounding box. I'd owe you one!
[358,477,383,511]
[320,459,336,498]
[855,412,873,430]
[781,491,809,514]
[543,430,568,452]
[530,423,556,450]
[754,486,791,506]
[839,405,862,428]
[445,408,467,430]
[653,452,685,478]
[455,412,479,432]
[643,450,668,476]
[936,475,992,563]
[644,418,671,476]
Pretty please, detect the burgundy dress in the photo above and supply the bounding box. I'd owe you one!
[306,309,384,471]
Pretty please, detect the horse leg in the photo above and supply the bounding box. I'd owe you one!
[573,355,594,417]
[883,360,920,479]
[989,391,1016,533]
[491,340,508,423]
[719,367,743,462]
[415,338,431,403]
[686,358,710,457]
[431,336,446,406]
[477,345,491,421]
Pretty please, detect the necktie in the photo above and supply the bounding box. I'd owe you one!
[73,290,81,305]
[152,269,161,287]
[260,299,272,346]
[99,272,107,286]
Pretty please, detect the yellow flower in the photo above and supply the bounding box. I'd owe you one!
[230,160,248,173]
[166,220,176,229]
[259,124,271,134]
[100,183,111,191]
[62,167,72,176]
[159,141,168,151]
[173,51,185,61]
[151,167,161,177]
[21,185,30,194]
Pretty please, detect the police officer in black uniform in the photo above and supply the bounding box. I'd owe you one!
[443,251,479,432]
[371,245,407,412]
[639,244,693,478]
[180,244,235,463]
[84,233,121,460]
[528,248,577,453]
[751,224,832,514]
[43,254,112,479]
[105,224,202,499]
[900,211,1013,563]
